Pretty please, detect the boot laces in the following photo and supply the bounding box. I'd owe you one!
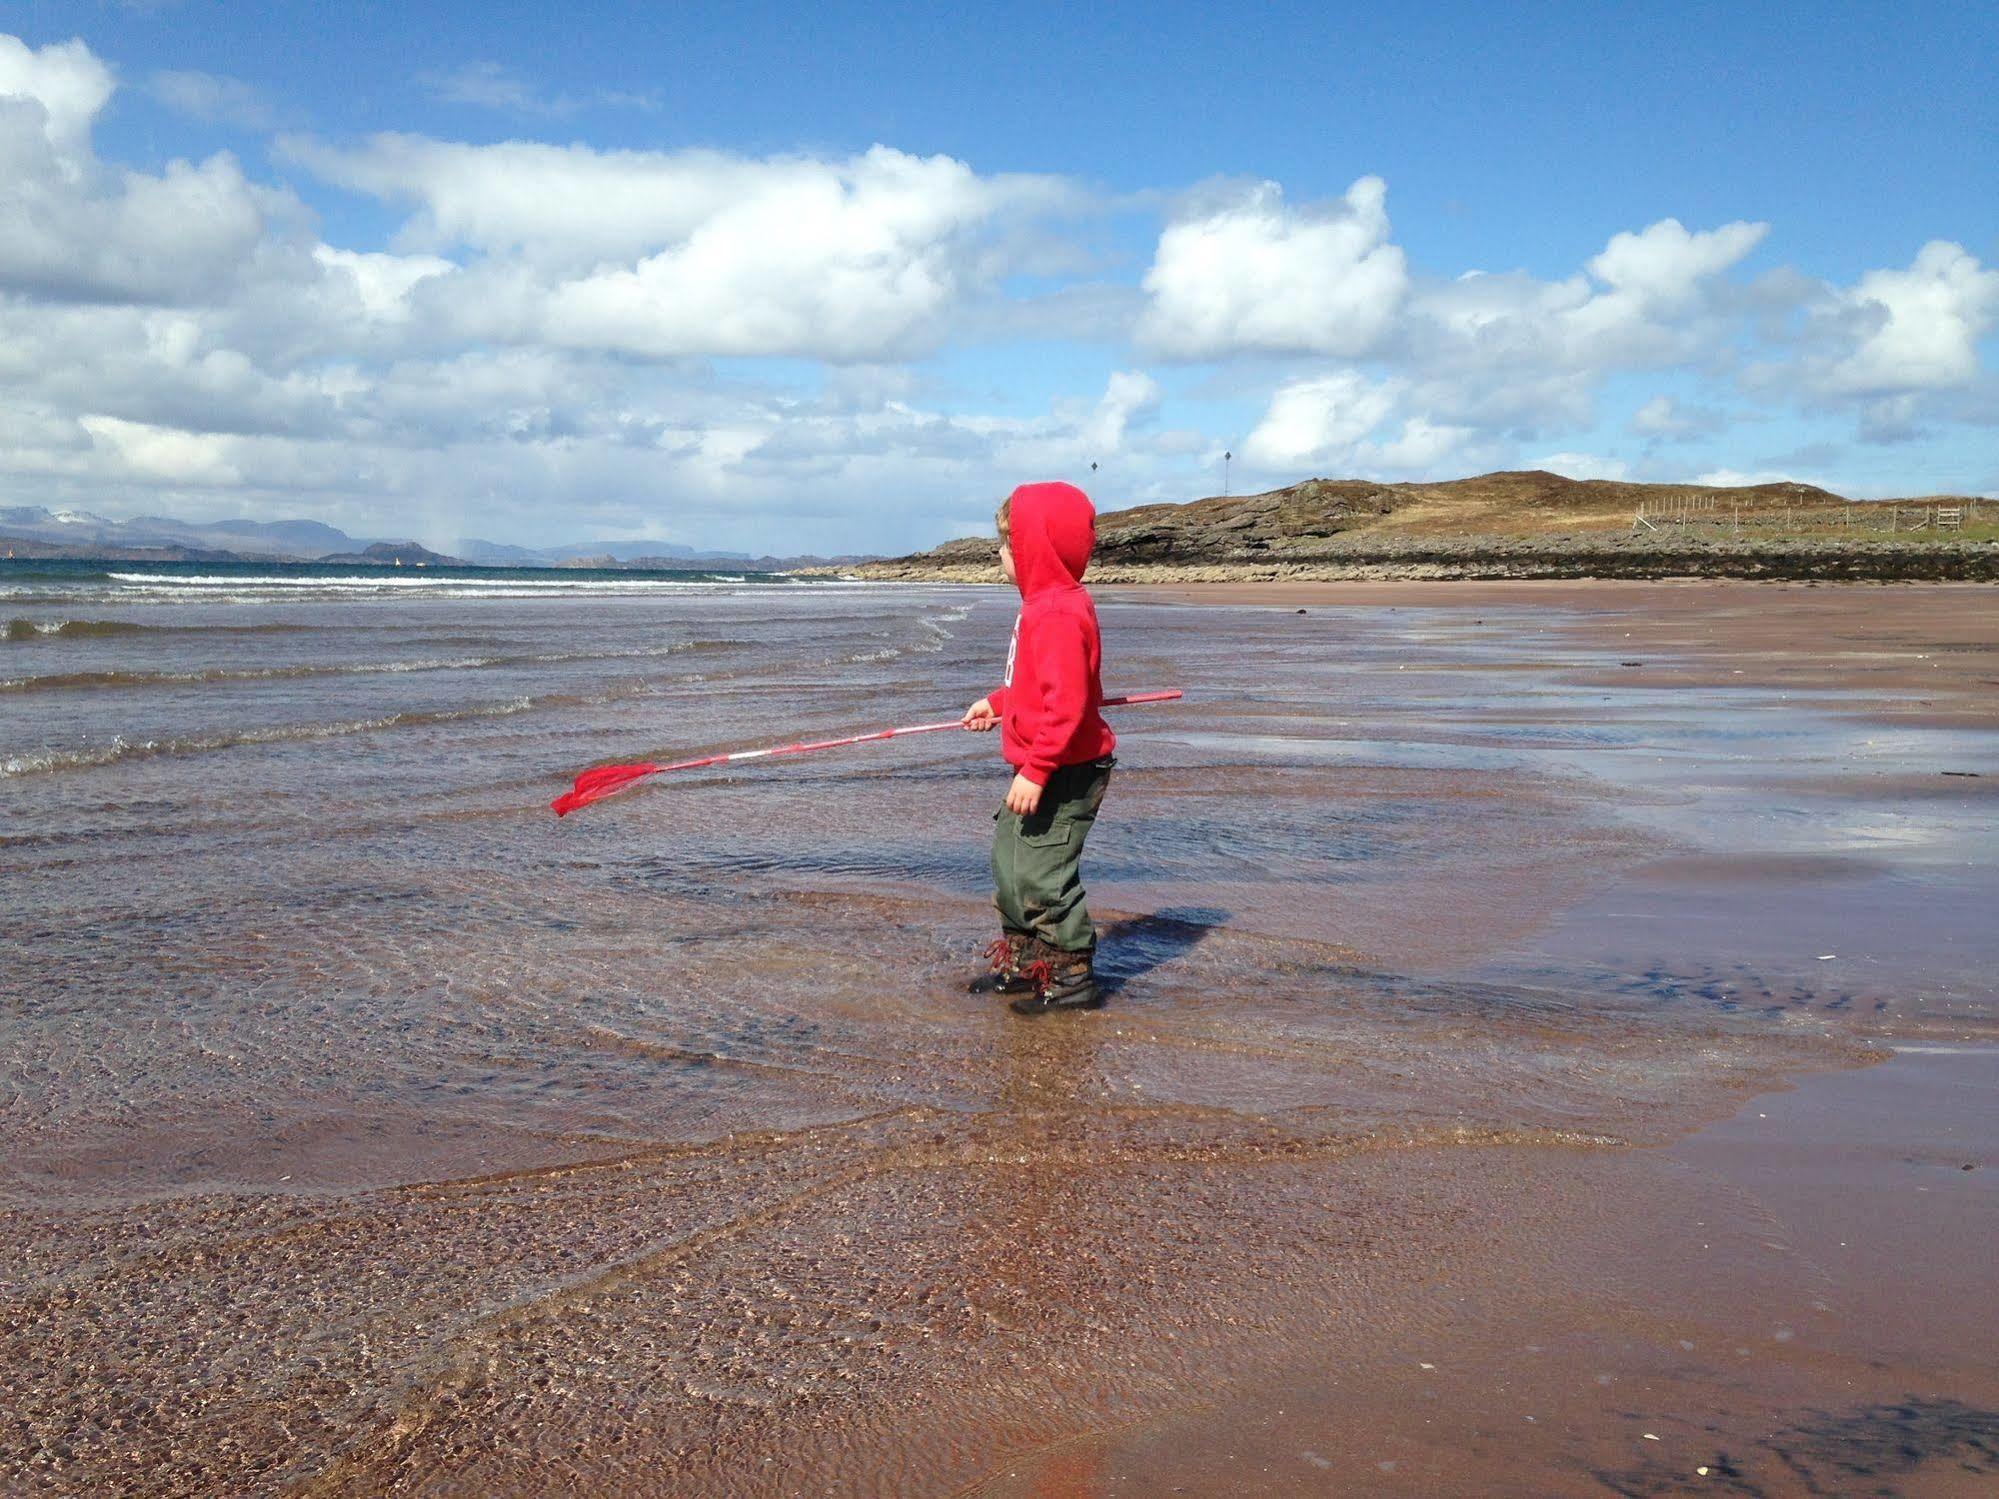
[984,937,1015,973]
[1023,958,1054,995]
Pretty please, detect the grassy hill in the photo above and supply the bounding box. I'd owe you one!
[847,471,1999,583]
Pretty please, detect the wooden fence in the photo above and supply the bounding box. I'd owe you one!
[1632,498,1988,535]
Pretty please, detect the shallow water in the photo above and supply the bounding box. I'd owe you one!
[2,570,1995,1494]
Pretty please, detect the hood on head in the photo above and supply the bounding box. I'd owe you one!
[1006,481,1095,596]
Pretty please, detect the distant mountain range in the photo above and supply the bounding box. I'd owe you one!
[0,506,868,570]
[0,506,367,560]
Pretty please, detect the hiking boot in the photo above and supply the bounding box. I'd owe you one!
[1009,945,1103,1015]
[968,934,1035,995]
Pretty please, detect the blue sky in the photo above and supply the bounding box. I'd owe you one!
[1,1,1993,551]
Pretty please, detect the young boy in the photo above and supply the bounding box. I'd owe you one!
[961,481,1116,1014]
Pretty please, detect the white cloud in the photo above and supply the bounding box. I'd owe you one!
[148,69,276,130]
[0,256,1199,549]
[1694,467,1813,489]
[1631,394,1722,440]
[1819,241,1999,395]
[0,34,113,168]
[417,61,659,117]
[1408,218,1768,377]
[419,60,552,114]
[288,134,1071,268]
[1081,370,1161,453]
[0,148,283,305]
[79,412,242,484]
[1371,416,1480,471]
[287,136,1072,360]
[1138,192,1766,398]
[1184,210,1775,465]
[1138,176,1408,358]
[1241,371,1501,480]
[1533,451,1630,481]
[1,37,296,306]
[1585,219,1767,313]
[1243,371,1400,468]
[311,246,455,321]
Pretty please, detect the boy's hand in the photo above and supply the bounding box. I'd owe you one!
[961,697,998,732]
[1004,773,1042,816]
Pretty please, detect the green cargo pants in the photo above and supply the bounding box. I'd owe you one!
[992,755,1114,954]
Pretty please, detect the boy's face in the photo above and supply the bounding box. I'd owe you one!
[998,538,1016,583]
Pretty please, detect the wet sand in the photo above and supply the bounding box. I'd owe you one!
[3,575,1996,1495]
[980,1044,1999,1496]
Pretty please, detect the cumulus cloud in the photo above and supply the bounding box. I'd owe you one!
[1243,372,1400,468]
[1159,182,1778,464]
[1407,218,1768,379]
[1,36,300,305]
[1240,370,1497,479]
[1817,240,1999,395]
[1138,176,1408,358]
[1137,182,1766,396]
[0,149,283,305]
[1731,241,1998,448]
[286,135,1073,360]
[0,34,113,167]
[1586,219,1767,315]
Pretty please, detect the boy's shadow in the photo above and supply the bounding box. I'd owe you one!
[1094,906,1228,997]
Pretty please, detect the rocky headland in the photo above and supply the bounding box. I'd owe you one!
[836,471,1999,583]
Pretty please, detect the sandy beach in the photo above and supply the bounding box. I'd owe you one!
[3,571,1995,1495]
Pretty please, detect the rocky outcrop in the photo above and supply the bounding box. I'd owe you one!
[316,542,465,566]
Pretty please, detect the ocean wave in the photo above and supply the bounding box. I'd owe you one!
[0,660,491,693]
[0,579,896,608]
[94,572,805,601]
[1,696,540,778]
[838,605,969,665]
[101,571,746,588]
[909,604,970,654]
[6,617,314,641]
[7,617,149,641]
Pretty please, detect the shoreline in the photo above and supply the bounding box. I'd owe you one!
[837,535,1999,586]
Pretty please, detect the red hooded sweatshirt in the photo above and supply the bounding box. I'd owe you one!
[986,481,1116,785]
